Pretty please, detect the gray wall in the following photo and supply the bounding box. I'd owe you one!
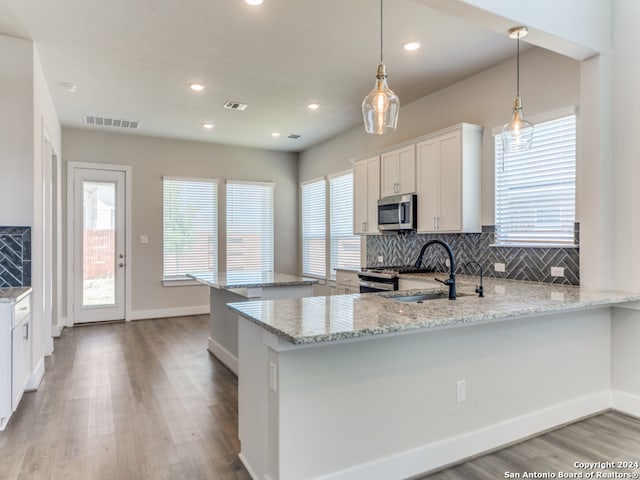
[62,128,298,313]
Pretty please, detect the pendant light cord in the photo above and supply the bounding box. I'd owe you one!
[380,0,383,64]
[516,35,520,98]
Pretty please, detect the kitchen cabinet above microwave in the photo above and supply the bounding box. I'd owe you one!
[416,123,482,233]
[380,145,415,197]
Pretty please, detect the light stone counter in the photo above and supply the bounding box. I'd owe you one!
[0,287,32,303]
[188,271,318,374]
[227,275,640,345]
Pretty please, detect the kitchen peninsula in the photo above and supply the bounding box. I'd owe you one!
[227,276,640,480]
[189,271,318,374]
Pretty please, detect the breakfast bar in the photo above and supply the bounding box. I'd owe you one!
[227,276,640,480]
[189,271,318,374]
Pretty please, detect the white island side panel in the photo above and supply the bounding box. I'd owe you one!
[240,308,613,480]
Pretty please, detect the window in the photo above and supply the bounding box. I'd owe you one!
[495,114,576,246]
[301,179,326,277]
[226,180,274,271]
[300,172,360,280]
[163,177,218,280]
[329,172,360,277]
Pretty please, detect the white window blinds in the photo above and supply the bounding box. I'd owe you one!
[163,177,218,279]
[495,114,576,246]
[226,181,274,271]
[301,179,326,278]
[330,172,360,277]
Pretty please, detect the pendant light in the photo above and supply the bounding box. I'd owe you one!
[362,0,399,135]
[501,26,533,152]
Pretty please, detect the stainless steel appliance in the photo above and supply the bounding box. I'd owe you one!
[377,194,417,231]
[358,265,433,293]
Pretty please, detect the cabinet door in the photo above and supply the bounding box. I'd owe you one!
[11,317,30,411]
[353,161,368,234]
[397,145,416,195]
[416,139,440,232]
[380,151,399,198]
[437,132,462,231]
[365,157,380,234]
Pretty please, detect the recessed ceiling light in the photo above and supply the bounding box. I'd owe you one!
[402,41,421,52]
[271,132,281,137]
[244,0,263,5]
[202,123,214,129]
[190,83,205,92]
[307,103,320,110]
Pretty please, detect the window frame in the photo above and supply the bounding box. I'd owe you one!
[301,177,327,279]
[225,179,275,272]
[162,176,218,286]
[493,107,577,248]
[328,170,361,279]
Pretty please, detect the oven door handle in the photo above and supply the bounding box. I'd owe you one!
[359,280,396,291]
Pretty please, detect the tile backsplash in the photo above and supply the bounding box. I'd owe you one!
[0,226,31,287]
[366,225,579,285]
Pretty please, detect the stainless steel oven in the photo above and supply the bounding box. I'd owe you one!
[377,194,417,231]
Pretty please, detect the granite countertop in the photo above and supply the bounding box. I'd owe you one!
[226,275,640,345]
[188,271,319,290]
[0,287,32,303]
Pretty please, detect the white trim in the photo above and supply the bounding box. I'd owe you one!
[127,305,209,321]
[208,337,239,375]
[612,390,640,418]
[66,162,133,324]
[327,169,353,180]
[313,391,610,480]
[162,175,219,184]
[300,176,326,187]
[238,452,261,480]
[491,105,578,136]
[51,318,68,338]
[26,357,45,391]
[226,179,275,188]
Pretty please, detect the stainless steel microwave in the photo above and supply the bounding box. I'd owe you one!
[377,194,417,231]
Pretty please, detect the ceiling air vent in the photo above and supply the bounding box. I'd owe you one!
[223,101,248,111]
[288,134,301,139]
[84,115,141,129]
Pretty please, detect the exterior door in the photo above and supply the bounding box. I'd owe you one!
[72,168,126,323]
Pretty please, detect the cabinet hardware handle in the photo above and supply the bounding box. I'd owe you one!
[24,323,29,341]
[18,307,28,311]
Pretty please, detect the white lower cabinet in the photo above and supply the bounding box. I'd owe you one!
[1,292,32,431]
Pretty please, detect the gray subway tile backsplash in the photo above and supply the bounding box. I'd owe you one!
[0,226,32,287]
[366,224,579,285]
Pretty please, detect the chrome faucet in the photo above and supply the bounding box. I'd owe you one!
[414,239,456,300]
[465,261,484,297]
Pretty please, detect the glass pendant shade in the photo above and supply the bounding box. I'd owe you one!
[502,96,534,152]
[362,63,400,135]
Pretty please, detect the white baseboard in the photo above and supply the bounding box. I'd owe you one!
[127,305,210,321]
[52,317,69,337]
[612,390,640,418]
[208,337,238,376]
[238,453,261,480]
[316,391,611,480]
[26,357,45,391]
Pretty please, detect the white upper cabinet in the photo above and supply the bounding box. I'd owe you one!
[416,123,482,233]
[353,156,380,235]
[380,145,416,198]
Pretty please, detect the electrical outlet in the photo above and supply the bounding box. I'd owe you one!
[494,262,506,273]
[139,234,148,244]
[445,259,450,267]
[551,266,565,277]
[456,379,466,403]
[377,255,384,263]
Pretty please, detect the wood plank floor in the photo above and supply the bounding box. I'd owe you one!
[1,315,638,480]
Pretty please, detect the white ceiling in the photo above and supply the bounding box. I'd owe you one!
[0,0,524,152]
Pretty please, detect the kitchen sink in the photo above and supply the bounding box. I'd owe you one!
[388,291,468,302]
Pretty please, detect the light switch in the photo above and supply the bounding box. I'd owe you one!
[139,235,149,244]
